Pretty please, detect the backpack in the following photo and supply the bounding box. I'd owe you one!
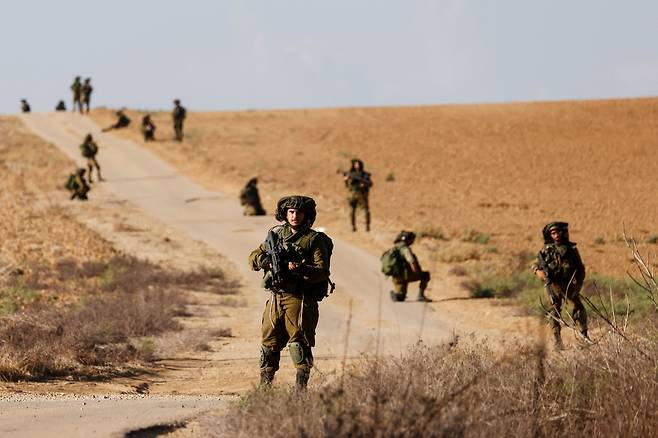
[312,231,335,301]
[381,246,404,277]
[65,174,77,191]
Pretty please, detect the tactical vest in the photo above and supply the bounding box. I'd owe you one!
[268,226,334,301]
[541,243,580,285]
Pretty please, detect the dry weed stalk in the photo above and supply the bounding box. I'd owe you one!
[623,229,658,310]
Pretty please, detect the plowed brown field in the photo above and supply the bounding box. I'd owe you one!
[92,97,658,277]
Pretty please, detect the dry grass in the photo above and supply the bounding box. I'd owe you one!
[204,328,657,437]
[0,255,235,381]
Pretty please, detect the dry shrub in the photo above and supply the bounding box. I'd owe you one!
[209,333,658,437]
[433,241,481,263]
[0,254,236,381]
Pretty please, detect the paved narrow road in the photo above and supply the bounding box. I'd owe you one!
[4,112,455,437]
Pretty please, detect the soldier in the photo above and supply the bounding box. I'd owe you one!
[141,114,156,141]
[388,231,431,302]
[65,168,91,200]
[249,196,333,390]
[172,99,186,141]
[343,159,372,232]
[79,133,103,183]
[20,99,31,113]
[55,100,67,111]
[240,178,266,216]
[532,222,588,349]
[81,78,93,113]
[71,76,82,113]
[102,110,131,132]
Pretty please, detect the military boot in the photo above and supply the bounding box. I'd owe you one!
[417,288,432,302]
[295,369,310,391]
[259,370,275,388]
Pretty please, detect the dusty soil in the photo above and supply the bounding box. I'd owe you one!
[92,98,658,281]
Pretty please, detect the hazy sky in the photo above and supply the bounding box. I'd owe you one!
[1,0,657,114]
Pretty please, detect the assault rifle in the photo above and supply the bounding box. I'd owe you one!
[340,170,372,188]
[537,251,558,308]
[264,229,285,290]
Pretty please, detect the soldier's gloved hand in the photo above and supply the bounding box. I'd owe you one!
[260,256,272,270]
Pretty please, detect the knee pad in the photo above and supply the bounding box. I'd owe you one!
[288,341,308,366]
[260,345,279,369]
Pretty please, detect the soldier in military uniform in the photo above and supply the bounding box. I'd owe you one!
[141,114,156,141]
[343,159,372,232]
[102,110,131,132]
[65,168,91,201]
[20,99,31,113]
[79,133,103,183]
[249,196,333,390]
[71,76,82,113]
[532,222,588,349]
[55,100,67,111]
[240,178,266,216]
[390,231,431,302]
[172,99,186,141]
[81,78,93,113]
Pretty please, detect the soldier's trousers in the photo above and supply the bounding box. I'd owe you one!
[392,270,430,300]
[86,158,101,181]
[545,284,588,337]
[174,121,184,141]
[349,194,370,230]
[261,292,318,373]
[243,203,266,216]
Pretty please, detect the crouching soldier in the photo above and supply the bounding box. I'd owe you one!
[249,196,334,390]
[382,231,431,302]
[141,114,156,141]
[102,110,131,132]
[65,168,90,200]
[239,177,266,216]
[532,221,588,349]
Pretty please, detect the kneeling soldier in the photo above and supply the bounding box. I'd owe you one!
[65,168,90,200]
[389,231,431,302]
[249,196,333,390]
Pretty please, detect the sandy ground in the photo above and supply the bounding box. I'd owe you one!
[92,97,658,279]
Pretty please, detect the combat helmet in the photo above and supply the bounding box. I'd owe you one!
[275,195,317,227]
[173,99,181,105]
[542,221,570,244]
[351,158,364,170]
[394,230,416,244]
[84,133,93,141]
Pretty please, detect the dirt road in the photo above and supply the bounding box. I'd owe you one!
[5,112,456,436]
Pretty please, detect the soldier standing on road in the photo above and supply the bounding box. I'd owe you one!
[65,168,91,200]
[343,159,372,232]
[102,110,131,132]
[532,222,588,349]
[388,231,431,302]
[81,78,93,113]
[240,178,266,216]
[249,196,334,390]
[71,76,82,113]
[20,99,31,113]
[79,133,103,183]
[141,114,156,141]
[55,100,67,111]
[172,99,186,141]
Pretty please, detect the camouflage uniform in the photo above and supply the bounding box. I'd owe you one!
[172,99,186,141]
[141,115,156,141]
[71,76,82,113]
[390,231,431,302]
[532,222,588,348]
[249,196,333,390]
[65,168,90,201]
[81,78,93,113]
[239,178,266,216]
[344,159,372,231]
[80,134,103,183]
[20,99,31,113]
[55,100,67,111]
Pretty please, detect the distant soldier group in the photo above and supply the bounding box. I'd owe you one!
[71,76,93,114]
